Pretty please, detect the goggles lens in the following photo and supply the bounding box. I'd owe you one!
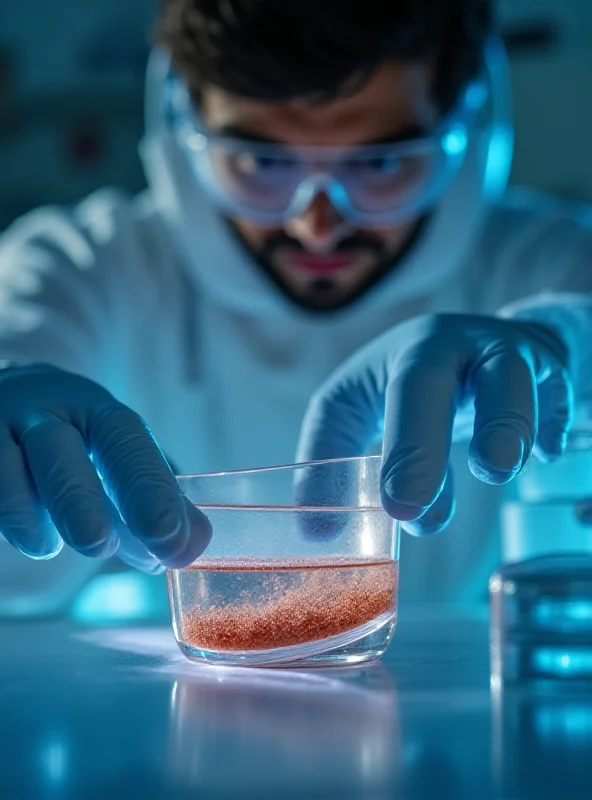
[173,80,481,224]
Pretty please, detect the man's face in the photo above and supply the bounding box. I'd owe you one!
[201,62,438,310]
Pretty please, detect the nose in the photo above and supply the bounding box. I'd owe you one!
[284,192,353,252]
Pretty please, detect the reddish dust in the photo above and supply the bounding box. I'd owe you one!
[180,558,398,651]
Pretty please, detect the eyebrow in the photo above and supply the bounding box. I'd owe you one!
[211,122,431,146]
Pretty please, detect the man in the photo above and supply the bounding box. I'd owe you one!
[0,0,590,602]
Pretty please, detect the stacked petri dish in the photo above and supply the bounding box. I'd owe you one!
[491,429,592,683]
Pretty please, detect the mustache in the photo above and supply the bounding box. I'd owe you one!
[259,231,387,258]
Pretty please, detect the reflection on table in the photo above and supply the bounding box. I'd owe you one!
[0,611,591,798]
[492,674,592,799]
[168,662,399,796]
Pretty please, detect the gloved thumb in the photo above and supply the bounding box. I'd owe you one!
[297,371,384,463]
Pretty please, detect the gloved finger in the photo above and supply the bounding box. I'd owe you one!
[115,525,165,575]
[534,368,574,461]
[402,466,456,536]
[87,403,212,568]
[469,352,536,484]
[294,457,367,542]
[115,500,200,574]
[295,372,384,542]
[0,425,63,558]
[381,363,459,521]
[19,419,122,557]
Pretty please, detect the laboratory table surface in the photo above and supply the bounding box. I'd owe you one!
[1,607,591,800]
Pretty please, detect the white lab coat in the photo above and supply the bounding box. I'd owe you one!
[1,47,592,605]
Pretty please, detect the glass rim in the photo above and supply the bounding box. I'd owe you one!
[176,455,385,513]
[175,454,381,482]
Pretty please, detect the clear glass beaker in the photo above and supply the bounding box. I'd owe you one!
[167,456,400,667]
[490,429,592,683]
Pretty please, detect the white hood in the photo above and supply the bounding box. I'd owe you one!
[139,40,513,321]
[132,42,518,605]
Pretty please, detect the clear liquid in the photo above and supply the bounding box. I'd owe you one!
[169,557,398,666]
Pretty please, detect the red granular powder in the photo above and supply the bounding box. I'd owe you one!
[179,558,398,652]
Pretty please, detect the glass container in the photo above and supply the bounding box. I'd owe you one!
[490,429,592,683]
[168,456,399,667]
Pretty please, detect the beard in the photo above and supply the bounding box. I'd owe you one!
[225,216,430,313]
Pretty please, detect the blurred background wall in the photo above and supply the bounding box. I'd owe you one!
[0,0,591,231]
[0,0,157,229]
[500,0,592,201]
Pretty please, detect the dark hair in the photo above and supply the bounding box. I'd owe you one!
[157,0,492,112]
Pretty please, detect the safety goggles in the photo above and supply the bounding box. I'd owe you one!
[169,76,487,227]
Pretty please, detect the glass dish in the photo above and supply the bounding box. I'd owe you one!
[491,429,592,683]
[168,456,399,667]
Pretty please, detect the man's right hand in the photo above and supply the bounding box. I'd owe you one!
[0,364,211,572]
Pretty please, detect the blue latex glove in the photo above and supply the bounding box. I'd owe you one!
[0,364,211,570]
[297,314,573,535]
